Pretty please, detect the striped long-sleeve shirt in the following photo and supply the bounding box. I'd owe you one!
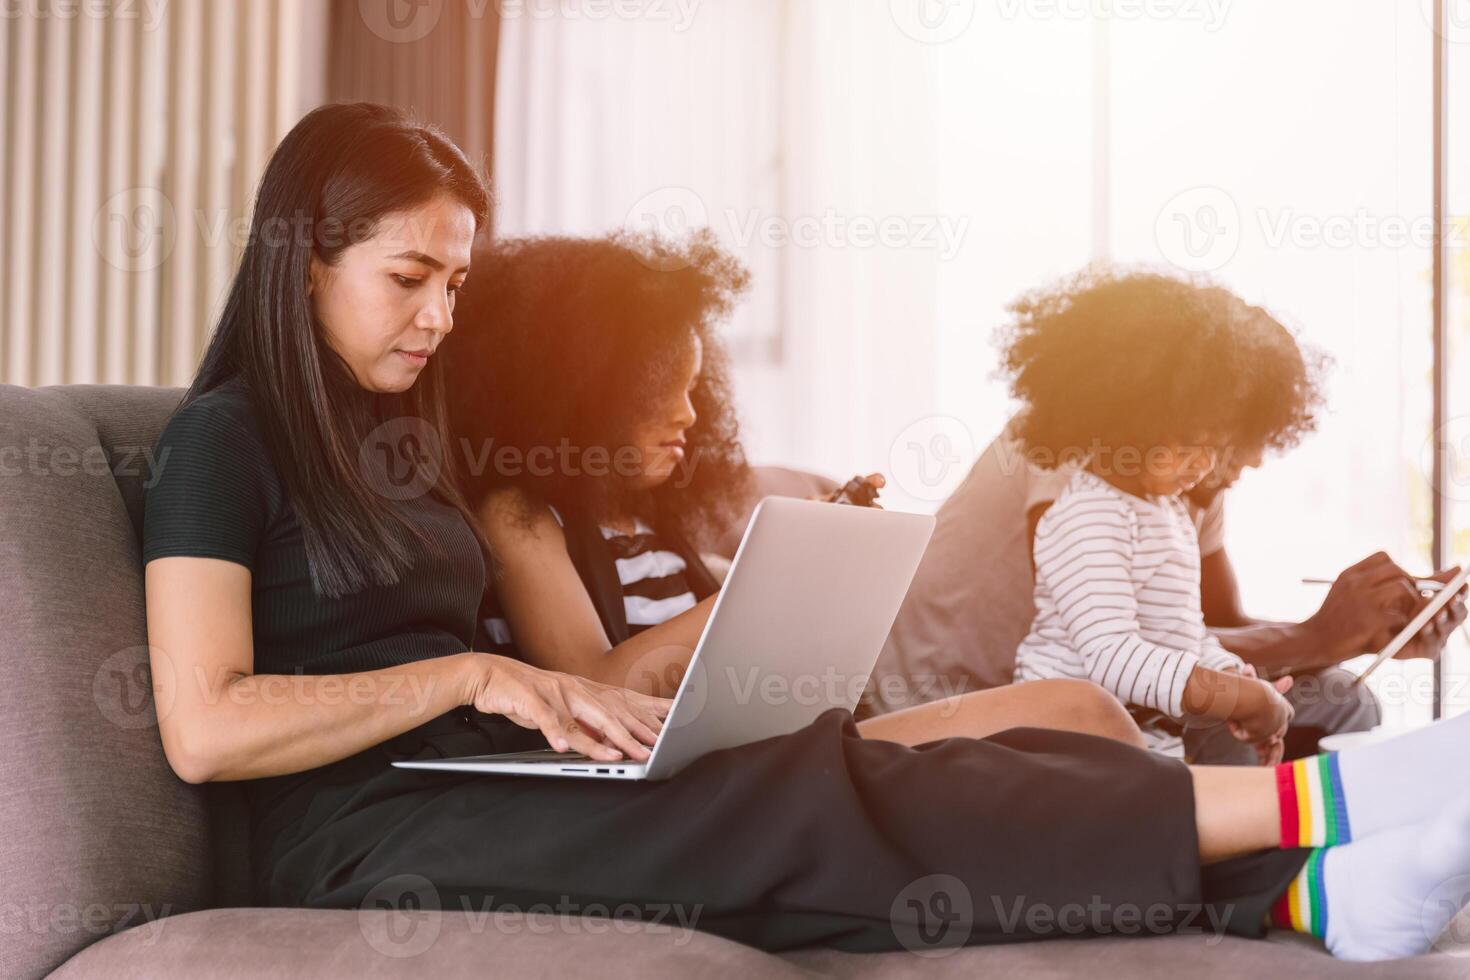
[1014,469,1243,754]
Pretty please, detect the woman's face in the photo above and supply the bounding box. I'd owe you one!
[309,194,475,394]
[628,334,702,490]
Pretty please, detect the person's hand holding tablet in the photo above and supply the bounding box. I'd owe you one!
[1383,565,1469,662]
[1353,564,1470,686]
[1303,553,1467,667]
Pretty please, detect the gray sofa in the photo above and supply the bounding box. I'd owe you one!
[4,382,1469,978]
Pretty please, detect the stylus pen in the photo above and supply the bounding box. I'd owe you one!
[1302,577,1447,592]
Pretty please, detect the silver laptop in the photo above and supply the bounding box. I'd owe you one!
[393,496,935,780]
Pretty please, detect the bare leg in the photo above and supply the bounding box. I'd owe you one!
[856,679,1148,749]
[1191,764,1278,863]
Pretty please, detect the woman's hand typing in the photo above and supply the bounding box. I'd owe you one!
[464,653,673,762]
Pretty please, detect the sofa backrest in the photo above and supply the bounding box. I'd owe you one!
[0,383,215,980]
[703,465,840,558]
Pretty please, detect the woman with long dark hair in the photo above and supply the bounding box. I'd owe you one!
[141,102,1470,961]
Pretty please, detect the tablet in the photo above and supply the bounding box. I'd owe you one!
[1352,564,1470,686]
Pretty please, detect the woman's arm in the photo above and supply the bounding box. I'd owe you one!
[146,557,666,783]
[478,490,713,697]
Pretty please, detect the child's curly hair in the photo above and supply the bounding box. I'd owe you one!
[443,229,753,543]
[996,267,1326,467]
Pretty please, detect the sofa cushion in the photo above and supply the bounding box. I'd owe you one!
[47,907,1470,978]
[47,907,811,979]
[0,384,210,980]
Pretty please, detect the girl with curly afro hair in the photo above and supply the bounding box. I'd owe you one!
[1002,268,1328,764]
[439,230,761,695]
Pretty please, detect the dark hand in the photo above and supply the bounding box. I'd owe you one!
[1308,552,1420,663]
[1387,566,1467,662]
[824,473,885,508]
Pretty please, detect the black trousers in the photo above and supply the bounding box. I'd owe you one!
[249,708,1306,953]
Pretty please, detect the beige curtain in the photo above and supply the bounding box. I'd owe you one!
[326,0,500,212]
[1,0,329,388]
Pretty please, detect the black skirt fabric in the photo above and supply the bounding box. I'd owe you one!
[249,708,1305,953]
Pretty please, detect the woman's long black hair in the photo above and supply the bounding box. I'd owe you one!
[182,101,492,598]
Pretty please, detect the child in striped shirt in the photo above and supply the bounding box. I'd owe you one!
[1002,269,1317,762]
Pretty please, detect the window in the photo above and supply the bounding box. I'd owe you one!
[1104,3,1438,725]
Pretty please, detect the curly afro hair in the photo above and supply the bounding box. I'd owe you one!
[443,229,754,543]
[996,267,1326,467]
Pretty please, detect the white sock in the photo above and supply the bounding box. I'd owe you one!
[1315,788,1470,961]
[1337,710,1470,837]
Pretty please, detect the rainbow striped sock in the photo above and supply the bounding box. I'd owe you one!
[1269,848,1329,937]
[1276,754,1352,849]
